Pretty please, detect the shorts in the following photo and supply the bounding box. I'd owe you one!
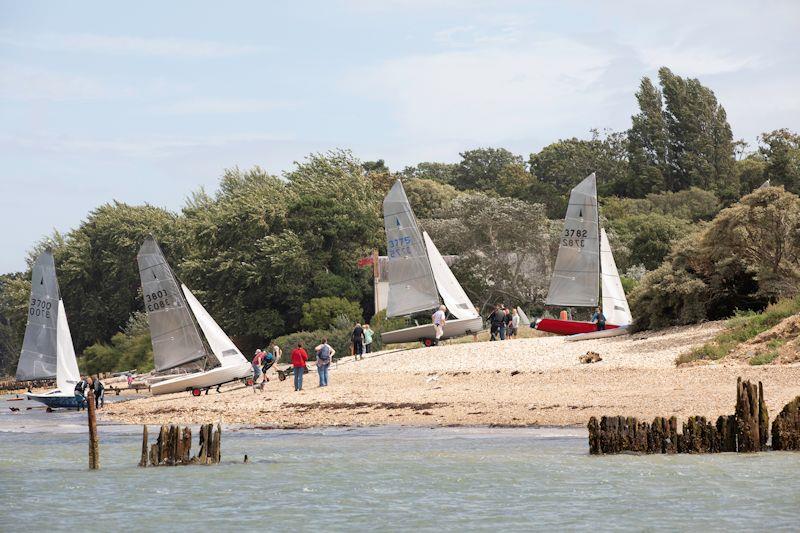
[511,327,518,336]
[434,324,444,339]
[252,364,262,379]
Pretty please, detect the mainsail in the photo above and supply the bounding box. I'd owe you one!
[55,300,81,392]
[383,180,440,317]
[545,173,600,307]
[423,232,478,320]
[16,250,60,381]
[182,284,247,368]
[137,236,207,371]
[600,229,633,326]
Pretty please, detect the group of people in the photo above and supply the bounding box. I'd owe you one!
[251,344,282,391]
[351,322,374,360]
[288,339,335,391]
[487,305,521,341]
[74,375,104,409]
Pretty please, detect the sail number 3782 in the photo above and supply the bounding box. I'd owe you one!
[562,228,588,248]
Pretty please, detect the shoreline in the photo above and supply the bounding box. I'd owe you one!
[100,322,800,430]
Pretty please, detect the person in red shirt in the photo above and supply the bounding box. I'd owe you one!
[291,342,309,391]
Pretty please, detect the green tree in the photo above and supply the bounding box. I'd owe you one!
[453,148,524,191]
[658,67,737,198]
[759,129,800,193]
[401,162,458,185]
[625,77,669,196]
[403,178,459,218]
[609,213,692,270]
[300,296,363,330]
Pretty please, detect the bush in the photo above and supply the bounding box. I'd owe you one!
[300,297,363,330]
[271,328,353,364]
[80,331,154,375]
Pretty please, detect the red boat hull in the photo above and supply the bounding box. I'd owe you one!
[534,318,620,336]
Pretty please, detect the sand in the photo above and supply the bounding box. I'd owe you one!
[102,322,800,428]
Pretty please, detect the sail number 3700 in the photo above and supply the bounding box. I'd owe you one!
[29,298,52,318]
[145,289,171,312]
[562,228,588,248]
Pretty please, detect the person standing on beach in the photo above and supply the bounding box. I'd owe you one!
[93,375,105,408]
[251,349,266,391]
[488,305,503,341]
[352,322,365,360]
[315,338,335,387]
[591,307,607,331]
[510,308,520,339]
[291,342,309,391]
[363,324,374,354]
[497,307,508,340]
[432,305,447,343]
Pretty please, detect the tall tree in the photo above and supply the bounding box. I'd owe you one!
[453,148,524,191]
[759,129,800,194]
[625,77,669,197]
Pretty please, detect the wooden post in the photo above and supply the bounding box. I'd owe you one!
[772,396,800,451]
[213,423,222,463]
[86,388,99,469]
[139,425,148,467]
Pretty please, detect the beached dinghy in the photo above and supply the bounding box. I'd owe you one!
[137,236,252,395]
[534,173,633,338]
[17,250,84,409]
[380,180,483,345]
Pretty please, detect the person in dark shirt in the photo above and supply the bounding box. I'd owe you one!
[93,376,105,408]
[352,323,365,361]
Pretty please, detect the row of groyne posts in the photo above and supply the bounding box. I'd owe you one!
[588,378,800,454]
[83,389,227,469]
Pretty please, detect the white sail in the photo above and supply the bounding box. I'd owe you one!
[383,180,440,317]
[55,300,80,393]
[516,307,531,326]
[16,250,59,381]
[423,232,478,320]
[546,173,600,308]
[182,284,247,368]
[600,229,633,326]
[137,236,207,371]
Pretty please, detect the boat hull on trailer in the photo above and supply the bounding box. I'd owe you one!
[534,318,621,336]
[381,316,484,345]
[26,390,86,409]
[151,362,252,396]
[564,324,630,342]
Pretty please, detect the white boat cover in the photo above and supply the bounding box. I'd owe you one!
[545,173,600,308]
[16,250,59,381]
[55,300,80,392]
[182,284,247,368]
[383,180,440,317]
[423,232,478,320]
[600,229,633,325]
[137,236,207,371]
[516,307,531,326]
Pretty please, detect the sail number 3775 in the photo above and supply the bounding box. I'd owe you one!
[145,289,171,312]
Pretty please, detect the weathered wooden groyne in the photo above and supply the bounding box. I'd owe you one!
[139,423,222,466]
[588,378,799,454]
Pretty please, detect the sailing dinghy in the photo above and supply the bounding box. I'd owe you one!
[137,236,252,395]
[380,180,483,345]
[534,173,633,338]
[16,250,84,409]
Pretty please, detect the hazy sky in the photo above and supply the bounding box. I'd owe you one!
[1,0,798,273]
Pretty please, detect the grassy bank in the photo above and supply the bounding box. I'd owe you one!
[677,297,800,365]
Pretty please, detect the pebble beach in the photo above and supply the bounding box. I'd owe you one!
[102,322,800,429]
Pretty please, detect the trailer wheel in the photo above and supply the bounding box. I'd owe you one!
[191,388,201,397]
[423,338,433,347]
[278,370,286,381]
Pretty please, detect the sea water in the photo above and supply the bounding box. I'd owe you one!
[1,395,798,532]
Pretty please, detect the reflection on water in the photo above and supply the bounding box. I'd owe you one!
[1,395,799,532]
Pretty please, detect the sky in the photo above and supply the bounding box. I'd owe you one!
[1,0,799,273]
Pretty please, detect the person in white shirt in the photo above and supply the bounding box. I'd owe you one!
[432,305,447,341]
[510,308,521,339]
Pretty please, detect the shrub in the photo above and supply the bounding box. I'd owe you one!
[300,297,363,330]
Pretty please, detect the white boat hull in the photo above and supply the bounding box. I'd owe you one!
[564,325,631,342]
[150,362,253,395]
[380,316,484,345]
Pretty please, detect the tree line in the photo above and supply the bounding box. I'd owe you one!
[1,66,799,374]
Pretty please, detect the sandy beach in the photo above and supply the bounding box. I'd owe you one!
[102,322,800,428]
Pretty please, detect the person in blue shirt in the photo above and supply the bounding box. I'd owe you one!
[591,307,606,331]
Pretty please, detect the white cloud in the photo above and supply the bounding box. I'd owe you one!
[149,98,296,115]
[347,37,615,143]
[639,46,759,76]
[0,133,295,158]
[0,31,268,58]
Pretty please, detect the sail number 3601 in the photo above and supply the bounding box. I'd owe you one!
[562,229,588,248]
[145,289,171,312]
[29,298,52,318]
